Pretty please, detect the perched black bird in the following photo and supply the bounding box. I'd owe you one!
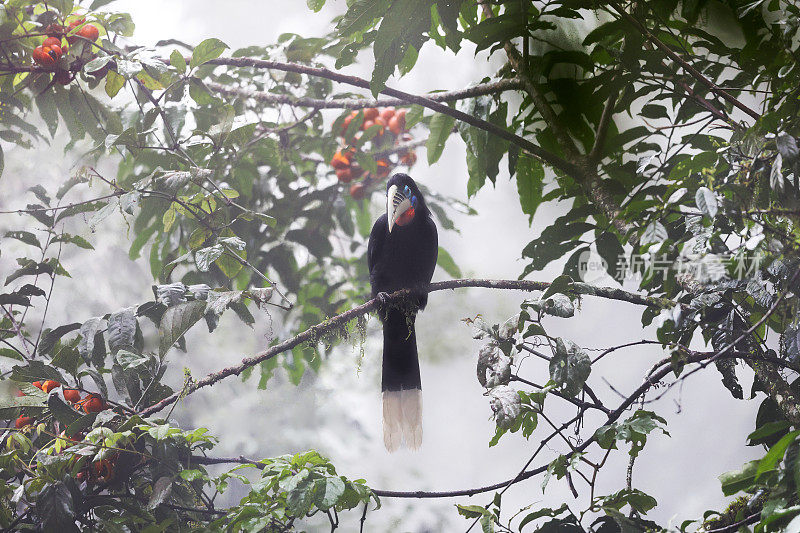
[368,174,438,451]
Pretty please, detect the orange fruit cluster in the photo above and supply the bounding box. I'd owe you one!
[331,107,417,200]
[32,17,100,85]
[27,380,108,413]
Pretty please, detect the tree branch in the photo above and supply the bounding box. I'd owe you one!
[205,78,523,110]
[138,278,674,418]
[161,56,579,178]
[589,86,618,162]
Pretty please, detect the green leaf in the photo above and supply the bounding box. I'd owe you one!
[757,430,800,479]
[159,301,207,356]
[105,70,125,98]
[35,86,60,138]
[170,49,187,74]
[516,155,544,223]
[337,0,391,36]
[456,504,490,519]
[748,421,792,445]
[147,477,173,510]
[437,246,461,278]
[370,0,431,95]
[720,460,759,496]
[695,187,718,219]
[306,0,326,12]
[37,483,78,533]
[190,38,228,69]
[549,338,591,397]
[426,112,456,164]
[48,394,81,425]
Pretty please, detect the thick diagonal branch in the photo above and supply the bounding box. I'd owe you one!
[138,278,674,418]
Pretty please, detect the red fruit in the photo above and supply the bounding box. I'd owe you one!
[330,151,351,170]
[63,389,81,403]
[15,416,34,429]
[363,108,379,121]
[340,112,357,135]
[32,46,53,66]
[388,110,406,135]
[349,183,367,200]
[48,44,63,60]
[43,37,61,48]
[76,24,99,42]
[42,380,61,393]
[336,168,353,183]
[66,19,88,44]
[362,120,375,132]
[83,395,105,413]
[372,117,386,135]
[32,381,43,390]
[379,107,395,122]
[76,471,86,482]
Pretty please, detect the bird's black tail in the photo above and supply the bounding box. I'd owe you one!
[381,307,422,451]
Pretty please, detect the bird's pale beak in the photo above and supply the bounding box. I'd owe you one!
[387,184,412,233]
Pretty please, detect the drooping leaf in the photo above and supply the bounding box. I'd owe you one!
[549,338,591,397]
[159,301,207,356]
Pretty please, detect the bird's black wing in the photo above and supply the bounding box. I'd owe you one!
[367,214,388,292]
[414,214,438,310]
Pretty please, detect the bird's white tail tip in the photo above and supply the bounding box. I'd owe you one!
[382,389,422,452]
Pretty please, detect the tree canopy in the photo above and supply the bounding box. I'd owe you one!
[1,0,800,531]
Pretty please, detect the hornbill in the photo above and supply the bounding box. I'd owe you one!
[368,174,438,452]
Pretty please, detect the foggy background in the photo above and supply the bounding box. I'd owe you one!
[0,1,764,530]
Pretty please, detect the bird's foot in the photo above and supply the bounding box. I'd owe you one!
[376,292,391,306]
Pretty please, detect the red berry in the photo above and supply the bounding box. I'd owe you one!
[42,380,61,393]
[388,110,406,135]
[340,112,357,136]
[43,37,61,48]
[76,24,99,42]
[15,416,34,429]
[336,168,353,183]
[32,46,52,66]
[83,395,105,413]
[48,44,62,60]
[330,151,351,170]
[63,389,81,403]
[363,108,379,121]
[379,107,395,122]
[372,117,386,135]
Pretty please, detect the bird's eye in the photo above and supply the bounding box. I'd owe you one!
[403,185,410,196]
